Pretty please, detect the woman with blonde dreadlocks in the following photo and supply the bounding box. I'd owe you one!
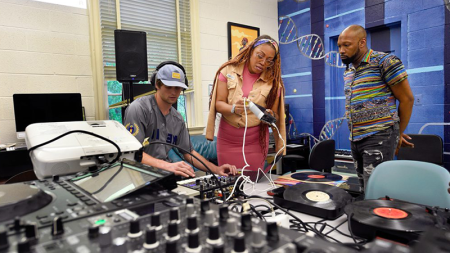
[206,35,286,173]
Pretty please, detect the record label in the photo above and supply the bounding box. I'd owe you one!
[291,172,343,182]
[373,207,408,219]
[308,175,325,179]
[305,191,330,202]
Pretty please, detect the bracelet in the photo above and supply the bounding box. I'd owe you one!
[231,104,236,114]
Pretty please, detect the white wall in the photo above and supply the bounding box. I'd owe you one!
[198,0,279,127]
[0,0,94,144]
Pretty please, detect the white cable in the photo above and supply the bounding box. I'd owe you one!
[226,98,252,201]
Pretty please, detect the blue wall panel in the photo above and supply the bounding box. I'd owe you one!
[408,7,444,32]
[408,26,444,51]
[278,0,448,167]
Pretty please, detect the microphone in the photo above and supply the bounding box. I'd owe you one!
[247,101,276,126]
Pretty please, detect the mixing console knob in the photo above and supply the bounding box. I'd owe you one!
[99,226,112,248]
[165,240,177,253]
[169,207,180,222]
[225,218,238,237]
[13,217,22,231]
[241,213,252,232]
[219,205,229,221]
[186,203,195,216]
[186,197,194,204]
[201,200,210,212]
[186,215,198,232]
[112,237,128,253]
[150,212,162,230]
[17,238,31,253]
[51,217,64,236]
[233,232,247,253]
[88,226,100,239]
[143,227,159,250]
[167,220,180,240]
[207,222,222,245]
[251,227,265,249]
[266,222,279,242]
[187,231,201,252]
[128,219,142,238]
[0,226,9,250]
[24,223,38,242]
[212,243,225,253]
[204,210,216,226]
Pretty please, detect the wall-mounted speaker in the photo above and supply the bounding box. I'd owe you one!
[114,30,148,82]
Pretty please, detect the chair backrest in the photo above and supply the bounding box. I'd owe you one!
[397,134,443,165]
[365,160,450,208]
[309,139,335,173]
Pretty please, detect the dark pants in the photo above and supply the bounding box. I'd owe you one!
[351,123,400,192]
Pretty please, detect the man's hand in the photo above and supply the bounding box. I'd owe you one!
[165,161,196,178]
[214,164,238,176]
[395,133,414,155]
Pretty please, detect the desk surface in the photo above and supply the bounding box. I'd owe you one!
[240,174,354,244]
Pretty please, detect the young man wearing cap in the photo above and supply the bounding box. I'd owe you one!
[124,63,237,178]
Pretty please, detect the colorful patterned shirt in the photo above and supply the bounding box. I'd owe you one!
[344,49,408,141]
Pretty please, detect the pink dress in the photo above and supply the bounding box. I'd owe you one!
[216,65,269,171]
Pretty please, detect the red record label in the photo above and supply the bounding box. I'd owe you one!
[373,207,408,219]
[308,175,325,179]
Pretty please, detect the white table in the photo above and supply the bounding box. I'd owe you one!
[241,174,355,244]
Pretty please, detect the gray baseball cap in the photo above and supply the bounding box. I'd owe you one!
[156,64,188,89]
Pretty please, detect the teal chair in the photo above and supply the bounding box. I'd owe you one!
[365,160,450,208]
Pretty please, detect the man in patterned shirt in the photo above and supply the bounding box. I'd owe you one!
[338,25,414,191]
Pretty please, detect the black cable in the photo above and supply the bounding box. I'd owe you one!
[243,194,309,232]
[249,204,266,221]
[146,141,226,202]
[91,162,124,194]
[28,130,122,166]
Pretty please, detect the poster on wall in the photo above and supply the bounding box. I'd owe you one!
[227,22,260,59]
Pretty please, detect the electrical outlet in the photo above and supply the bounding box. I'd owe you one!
[415,94,422,106]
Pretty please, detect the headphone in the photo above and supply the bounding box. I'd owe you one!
[150,61,188,88]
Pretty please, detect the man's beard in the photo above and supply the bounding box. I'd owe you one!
[341,48,360,65]
[341,56,353,65]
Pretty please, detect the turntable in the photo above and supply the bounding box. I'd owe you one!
[345,199,447,244]
[273,183,353,219]
[0,184,52,223]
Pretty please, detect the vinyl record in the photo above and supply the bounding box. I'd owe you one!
[0,184,53,222]
[284,183,352,210]
[344,200,436,232]
[291,172,343,182]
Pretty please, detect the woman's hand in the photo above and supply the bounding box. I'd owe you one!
[232,99,247,115]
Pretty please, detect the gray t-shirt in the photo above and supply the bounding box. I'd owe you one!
[123,94,192,161]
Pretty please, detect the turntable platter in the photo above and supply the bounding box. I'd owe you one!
[0,183,53,222]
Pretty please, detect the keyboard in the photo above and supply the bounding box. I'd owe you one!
[335,149,353,160]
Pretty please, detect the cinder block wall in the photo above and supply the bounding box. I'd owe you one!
[0,0,94,144]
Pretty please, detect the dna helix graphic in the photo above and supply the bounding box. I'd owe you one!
[278,15,346,68]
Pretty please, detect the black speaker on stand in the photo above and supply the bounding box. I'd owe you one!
[114,29,148,121]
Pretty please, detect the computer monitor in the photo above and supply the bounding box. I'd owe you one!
[13,93,84,139]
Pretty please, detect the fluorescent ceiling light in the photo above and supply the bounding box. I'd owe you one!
[33,0,87,9]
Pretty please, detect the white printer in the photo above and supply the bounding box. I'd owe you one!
[25,120,142,179]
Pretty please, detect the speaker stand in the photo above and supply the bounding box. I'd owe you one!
[121,81,134,123]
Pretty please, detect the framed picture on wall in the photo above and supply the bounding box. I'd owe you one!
[227,22,260,59]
